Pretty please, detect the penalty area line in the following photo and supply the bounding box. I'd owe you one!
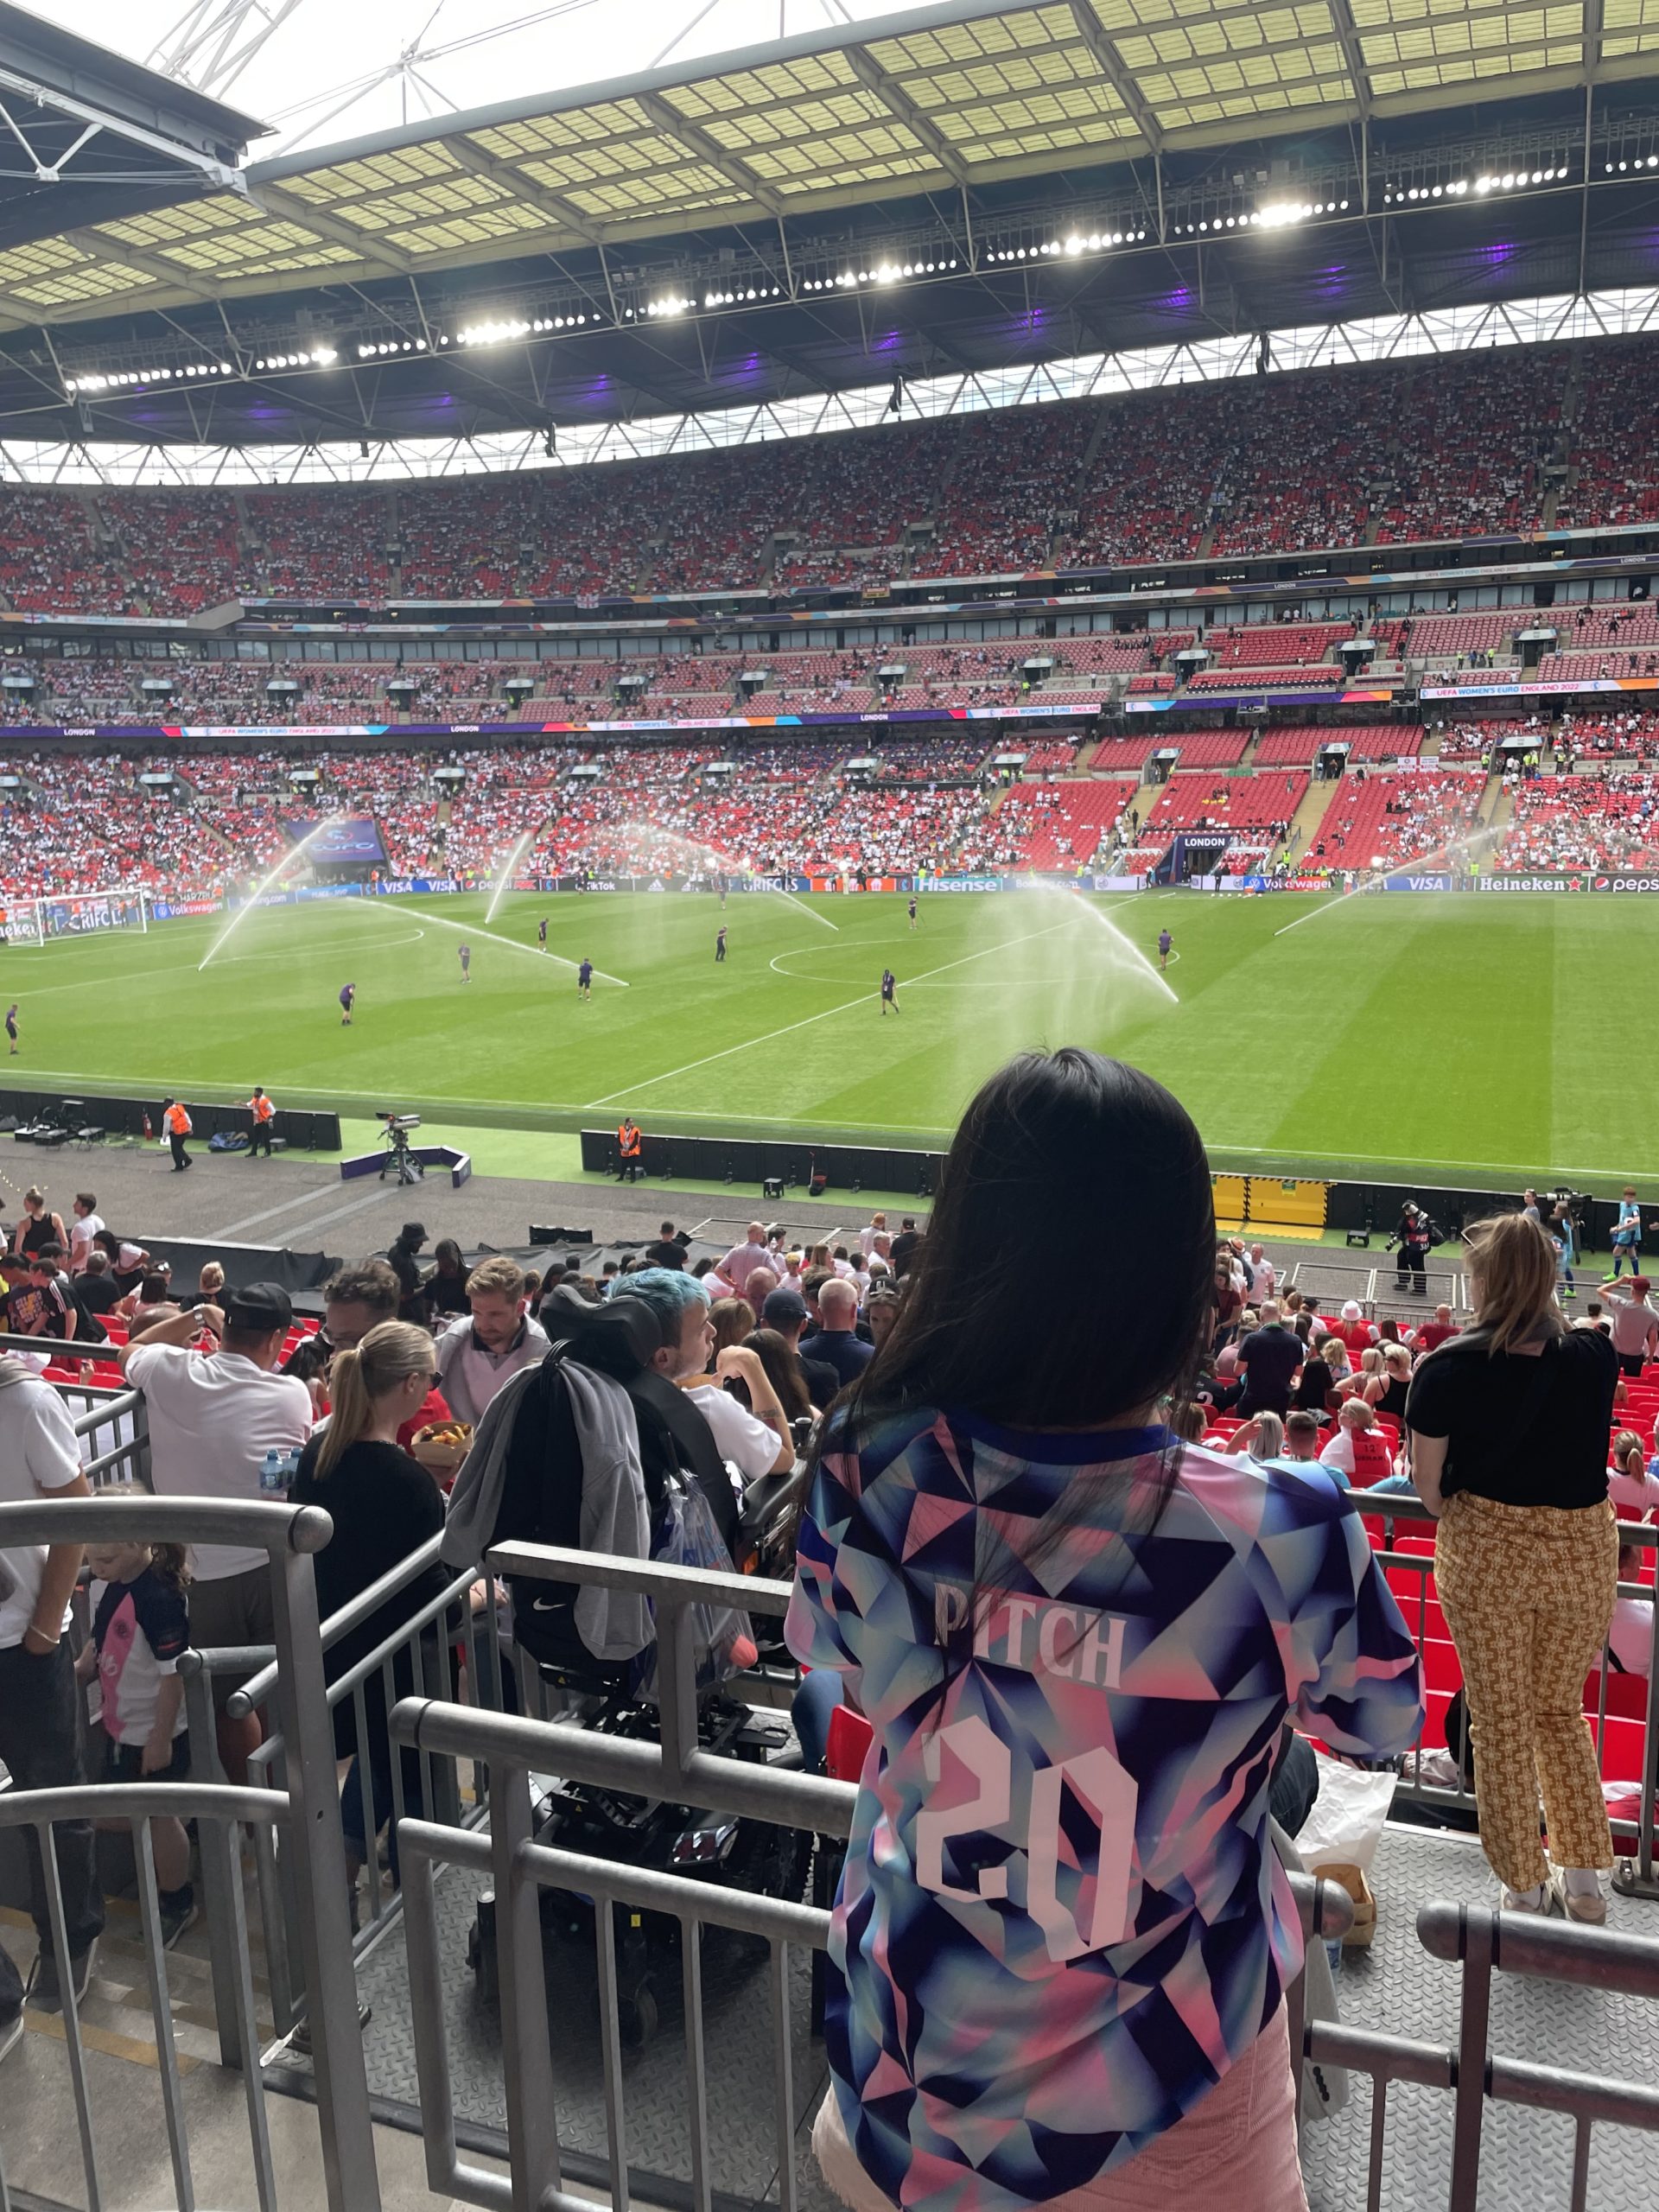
[586,920,1073,1109]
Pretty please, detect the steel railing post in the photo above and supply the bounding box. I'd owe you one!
[1444,1904,1494,2209]
[267,1514,383,2212]
[490,1758,563,2212]
[179,1651,245,2070]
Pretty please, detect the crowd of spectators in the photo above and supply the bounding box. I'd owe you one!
[0,635,1192,727]
[16,603,1659,741]
[17,700,1659,894]
[1434,716,1529,762]
[1554,709,1659,762]
[0,753,229,895]
[1122,769,1308,870]
[1556,336,1659,529]
[1370,349,1564,543]
[8,1046,1655,2190]
[1497,772,1659,871]
[17,342,1659,628]
[911,404,1094,577]
[1303,767,1486,873]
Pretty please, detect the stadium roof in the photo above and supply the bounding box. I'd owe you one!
[0,2,260,266]
[5,0,1658,330]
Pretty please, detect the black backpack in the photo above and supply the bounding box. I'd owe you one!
[487,1287,737,1682]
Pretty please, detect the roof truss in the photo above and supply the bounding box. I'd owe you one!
[0,0,1651,334]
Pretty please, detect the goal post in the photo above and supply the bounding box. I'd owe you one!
[35,889,149,941]
[0,899,41,946]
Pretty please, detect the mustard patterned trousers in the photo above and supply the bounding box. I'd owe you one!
[1434,1489,1618,1892]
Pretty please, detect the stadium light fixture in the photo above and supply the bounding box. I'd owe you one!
[66,356,237,392]
[457,314,590,343]
[249,347,337,371]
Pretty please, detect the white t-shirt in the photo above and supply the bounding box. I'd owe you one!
[1610,1595,1654,1675]
[0,1376,85,1647]
[685,1382,784,1484]
[1612,1462,1659,1519]
[68,1211,105,1274]
[125,1343,313,1580]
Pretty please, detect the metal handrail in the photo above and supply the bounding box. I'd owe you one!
[0,1492,381,2212]
[227,1529,448,1716]
[1419,1901,1659,2206]
[0,1779,289,1829]
[402,1694,852,1838]
[388,1542,1659,2212]
[306,1563,476,1711]
[0,1493,330,1553]
[2,1333,130,1360]
[1362,1498,1659,1886]
[1418,1899,1659,1994]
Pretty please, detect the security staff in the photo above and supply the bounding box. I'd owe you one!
[246,1085,276,1160]
[162,1098,193,1173]
[616,1116,644,1184]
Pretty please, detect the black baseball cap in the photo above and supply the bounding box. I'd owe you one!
[761,1287,809,1326]
[226,1281,293,1331]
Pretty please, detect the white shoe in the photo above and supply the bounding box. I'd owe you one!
[1500,1883,1545,1912]
[1546,1868,1607,1926]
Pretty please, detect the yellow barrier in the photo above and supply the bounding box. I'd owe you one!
[1246,1177,1330,1231]
[1212,1173,1249,1230]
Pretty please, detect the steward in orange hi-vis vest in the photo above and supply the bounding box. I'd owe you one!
[247,1086,276,1160]
[162,1098,193,1173]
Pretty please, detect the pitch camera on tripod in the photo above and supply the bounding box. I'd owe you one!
[378,1110,424,1185]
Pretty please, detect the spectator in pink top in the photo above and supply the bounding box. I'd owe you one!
[720,1223,772,1296]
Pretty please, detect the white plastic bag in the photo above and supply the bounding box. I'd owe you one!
[1293,1753,1397,1875]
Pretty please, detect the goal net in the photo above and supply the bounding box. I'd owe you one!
[3,890,149,946]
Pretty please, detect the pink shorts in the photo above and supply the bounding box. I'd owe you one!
[811,2003,1308,2212]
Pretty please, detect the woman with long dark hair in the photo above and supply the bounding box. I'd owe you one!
[423,1237,471,1319]
[1407,1211,1619,1923]
[743,1326,814,1423]
[789,1050,1421,2212]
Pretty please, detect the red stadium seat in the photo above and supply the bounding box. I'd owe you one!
[826,1702,874,1783]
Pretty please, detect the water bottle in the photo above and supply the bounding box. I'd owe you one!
[260,1448,289,1495]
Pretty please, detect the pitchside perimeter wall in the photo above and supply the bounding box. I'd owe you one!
[576,1125,1592,1251]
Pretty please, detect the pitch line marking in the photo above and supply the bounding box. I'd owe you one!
[1273,890,1357,937]
[584,922,1075,1109]
[384,901,630,988]
[0,925,429,1004]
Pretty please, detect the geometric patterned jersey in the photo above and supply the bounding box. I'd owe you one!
[785,1409,1425,2212]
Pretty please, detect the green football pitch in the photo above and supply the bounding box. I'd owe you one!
[1,884,1649,1190]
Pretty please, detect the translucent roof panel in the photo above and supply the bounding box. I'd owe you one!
[0,0,1612,329]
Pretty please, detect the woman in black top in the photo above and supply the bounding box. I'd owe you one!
[1406,1212,1618,1924]
[423,1237,471,1319]
[11,1186,65,1262]
[1291,1345,1333,1418]
[289,1320,449,1885]
[1374,1344,1412,1422]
